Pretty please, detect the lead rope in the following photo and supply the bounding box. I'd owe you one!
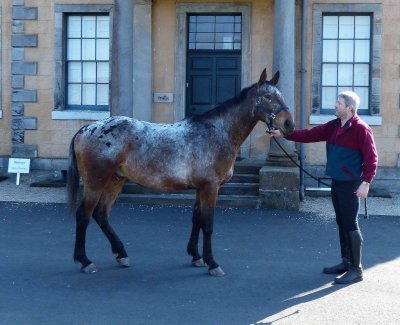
[267,131,369,219]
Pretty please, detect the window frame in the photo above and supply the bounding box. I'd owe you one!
[187,14,242,51]
[53,4,112,120]
[311,3,382,125]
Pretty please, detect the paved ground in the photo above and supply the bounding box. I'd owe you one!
[1,172,399,324]
[0,198,399,325]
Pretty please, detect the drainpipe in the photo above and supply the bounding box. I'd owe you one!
[299,0,308,201]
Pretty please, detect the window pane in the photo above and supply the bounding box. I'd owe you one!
[67,39,81,60]
[216,23,234,33]
[354,64,369,86]
[196,43,214,50]
[338,87,350,95]
[97,16,109,38]
[322,87,337,109]
[215,42,233,50]
[338,40,354,62]
[323,16,338,39]
[68,84,81,105]
[96,39,109,60]
[339,16,354,38]
[338,64,353,86]
[322,64,337,86]
[82,39,95,60]
[216,16,234,23]
[234,23,241,33]
[323,40,337,62]
[97,84,109,105]
[354,40,370,62]
[68,16,81,38]
[196,23,214,33]
[355,16,370,38]
[354,87,369,109]
[82,62,96,83]
[196,33,214,43]
[68,62,81,83]
[215,33,233,43]
[197,16,214,23]
[97,62,109,83]
[82,84,96,104]
[82,16,96,38]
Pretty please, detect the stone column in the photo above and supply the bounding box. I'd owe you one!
[132,0,152,121]
[111,0,134,117]
[260,0,299,210]
[11,0,38,158]
[267,0,296,166]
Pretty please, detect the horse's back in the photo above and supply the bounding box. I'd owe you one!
[73,115,236,191]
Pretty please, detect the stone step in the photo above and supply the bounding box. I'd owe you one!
[230,173,259,183]
[117,193,260,208]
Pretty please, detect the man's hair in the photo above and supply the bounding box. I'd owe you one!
[338,91,360,113]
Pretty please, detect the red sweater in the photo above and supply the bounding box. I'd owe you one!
[285,115,378,183]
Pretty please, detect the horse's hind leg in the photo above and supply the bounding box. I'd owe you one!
[74,195,100,273]
[92,177,130,268]
[187,197,206,267]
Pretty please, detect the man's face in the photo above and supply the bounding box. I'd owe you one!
[335,97,351,119]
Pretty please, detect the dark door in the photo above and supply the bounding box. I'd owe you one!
[186,14,242,116]
[186,52,241,115]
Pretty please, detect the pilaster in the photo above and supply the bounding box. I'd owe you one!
[11,0,38,158]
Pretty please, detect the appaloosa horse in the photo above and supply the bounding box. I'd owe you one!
[67,69,295,276]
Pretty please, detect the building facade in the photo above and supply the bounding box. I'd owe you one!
[0,0,399,190]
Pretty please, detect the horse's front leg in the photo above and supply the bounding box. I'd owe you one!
[187,198,205,267]
[199,186,225,277]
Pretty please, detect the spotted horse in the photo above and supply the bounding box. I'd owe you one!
[67,69,295,276]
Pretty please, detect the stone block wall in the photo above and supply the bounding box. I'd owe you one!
[11,0,38,158]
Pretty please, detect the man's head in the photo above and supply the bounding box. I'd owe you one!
[338,91,360,114]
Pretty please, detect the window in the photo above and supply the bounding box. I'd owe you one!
[66,14,110,110]
[54,4,112,120]
[311,4,382,124]
[321,15,371,114]
[188,15,241,50]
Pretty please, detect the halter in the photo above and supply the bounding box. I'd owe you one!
[255,85,289,132]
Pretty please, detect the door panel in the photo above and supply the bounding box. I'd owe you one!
[186,51,241,116]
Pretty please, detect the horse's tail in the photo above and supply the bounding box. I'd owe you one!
[67,129,82,215]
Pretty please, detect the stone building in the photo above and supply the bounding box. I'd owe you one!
[0,0,399,192]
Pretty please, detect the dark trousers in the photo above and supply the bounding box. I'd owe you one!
[331,179,360,232]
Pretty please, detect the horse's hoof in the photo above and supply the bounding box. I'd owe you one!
[208,266,225,277]
[81,263,98,274]
[117,257,130,267]
[192,258,206,267]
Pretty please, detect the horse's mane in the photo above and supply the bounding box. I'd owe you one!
[189,83,257,122]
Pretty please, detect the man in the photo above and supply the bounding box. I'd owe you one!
[269,91,378,284]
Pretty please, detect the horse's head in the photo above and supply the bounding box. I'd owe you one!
[254,69,295,136]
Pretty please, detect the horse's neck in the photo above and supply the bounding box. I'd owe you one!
[220,88,259,150]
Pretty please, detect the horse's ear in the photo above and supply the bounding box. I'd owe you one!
[270,71,280,85]
[258,68,267,86]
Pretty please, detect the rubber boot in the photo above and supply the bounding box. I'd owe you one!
[323,227,350,274]
[335,230,363,284]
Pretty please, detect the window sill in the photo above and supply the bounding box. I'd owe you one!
[52,110,110,120]
[309,114,382,126]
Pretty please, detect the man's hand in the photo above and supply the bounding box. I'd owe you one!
[266,129,282,138]
[356,182,370,199]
